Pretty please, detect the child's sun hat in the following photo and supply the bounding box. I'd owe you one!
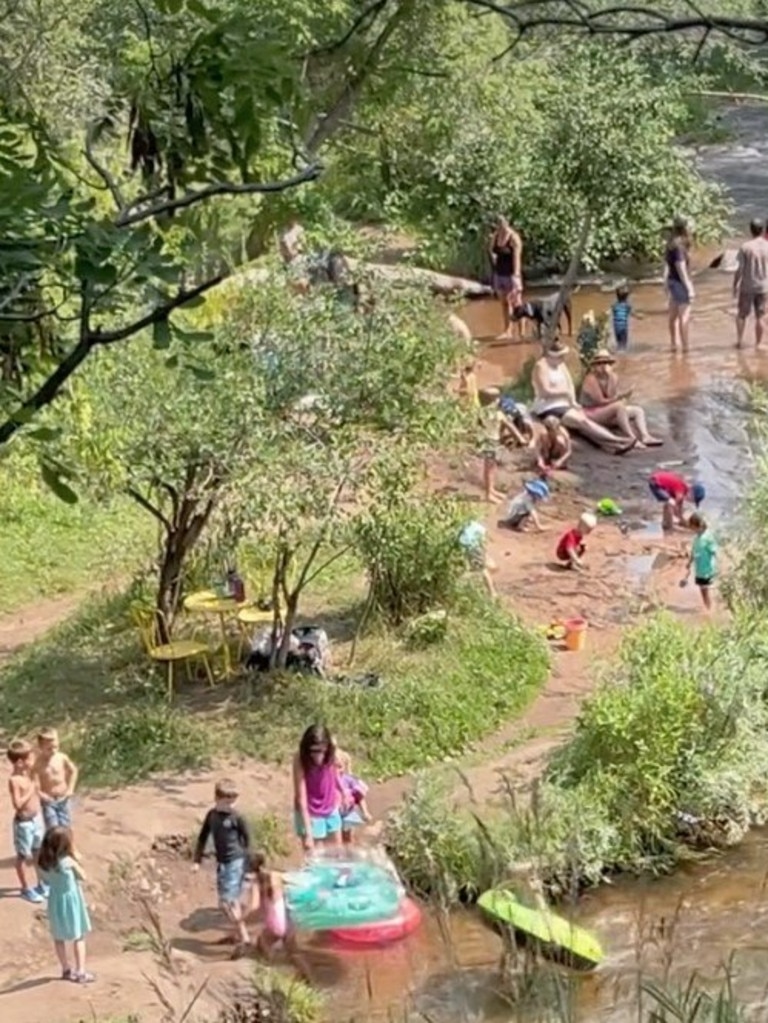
[579,511,598,531]
[525,479,550,501]
[691,482,706,506]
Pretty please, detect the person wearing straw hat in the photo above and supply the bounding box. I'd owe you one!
[499,478,550,532]
[579,349,663,448]
[531,341,636,454]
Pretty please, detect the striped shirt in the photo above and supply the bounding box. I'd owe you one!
[611,300,631,334]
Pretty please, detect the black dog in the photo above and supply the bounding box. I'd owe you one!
[512,294,573,338]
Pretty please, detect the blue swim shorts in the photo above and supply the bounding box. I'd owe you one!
[216,856,246,906]
[649,481,672,503]
[14,816,43,860]
[293,809,342,841]
[42,797,72,831]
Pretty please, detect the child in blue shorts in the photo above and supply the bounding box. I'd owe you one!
[611,286,633,350]
[193,778,252,956]
[7,738,47,904]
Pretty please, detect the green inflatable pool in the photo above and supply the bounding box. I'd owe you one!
[477,889,604,970]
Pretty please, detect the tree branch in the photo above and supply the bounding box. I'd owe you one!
[84,121,126,212]
[114,165,322,228]
[459,0,768,45]
[126,486,172,532]
[92,274,226,346]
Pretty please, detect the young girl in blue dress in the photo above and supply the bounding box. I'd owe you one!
[38,826,93,983]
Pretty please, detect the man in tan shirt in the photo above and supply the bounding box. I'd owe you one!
[734,219,768,348]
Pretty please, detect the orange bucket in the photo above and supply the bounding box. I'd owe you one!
[563,617,588,652]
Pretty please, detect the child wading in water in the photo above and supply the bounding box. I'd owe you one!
[193,779,252,957]
[648,470,706,531]
[35,727,79,831]
[681,513,717,610]
[556,512,597,571]
[38,826,93,983]
[611,286,635,351]
[7,738,46,903]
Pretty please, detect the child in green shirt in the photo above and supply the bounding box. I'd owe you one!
[681,513,717,610]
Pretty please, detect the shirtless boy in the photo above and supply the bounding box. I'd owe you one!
[7,738,47,903]
[34,728,78,830]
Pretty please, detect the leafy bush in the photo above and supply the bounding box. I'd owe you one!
[387,614,768,902]
[353,496,466,624]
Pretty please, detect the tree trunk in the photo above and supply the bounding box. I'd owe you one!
[543,210,593,351]
[154,496,217,643]
[277,592,299,669]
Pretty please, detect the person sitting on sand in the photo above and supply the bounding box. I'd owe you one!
[530,342,636,455]
[478,387,530,502]
[499,478,550,532]
[535,415,572,472]
[648,470,706,531]
[579,349,663,448]
[556,512,597,571]
[499,395,534,447]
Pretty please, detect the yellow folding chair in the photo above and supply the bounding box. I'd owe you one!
[131,605,215,698]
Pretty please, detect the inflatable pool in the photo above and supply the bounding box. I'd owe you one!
[285,858,402,932]
[329,896,421,946]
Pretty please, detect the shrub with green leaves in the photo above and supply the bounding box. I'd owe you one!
[387,614,768,903]
[353,496,466,625]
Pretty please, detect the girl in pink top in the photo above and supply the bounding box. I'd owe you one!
[292,725,345,852]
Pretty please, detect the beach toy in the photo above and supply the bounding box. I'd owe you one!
[597,497,622,517]
[563,617,588,652]
[478,889,604,971]
[285,856,403,932]
[330,896,422,946]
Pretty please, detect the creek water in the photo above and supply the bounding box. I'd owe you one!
[321,105,768,1020]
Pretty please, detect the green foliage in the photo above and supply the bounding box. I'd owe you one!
[74,703,212,786]
[387,614,768,903]
[0,456,151,612]
[0,573,547,786]
[353,495,466,625]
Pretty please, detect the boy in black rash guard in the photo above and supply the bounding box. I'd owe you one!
[192,779,252,956]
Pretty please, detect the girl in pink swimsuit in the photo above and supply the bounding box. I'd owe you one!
[247,852,290,951]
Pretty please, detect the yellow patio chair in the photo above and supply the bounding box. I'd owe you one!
[132,605,215,698]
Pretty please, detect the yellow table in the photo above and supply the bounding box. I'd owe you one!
[184,590,242,677]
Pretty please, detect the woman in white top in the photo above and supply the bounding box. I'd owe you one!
[531,342,636,454]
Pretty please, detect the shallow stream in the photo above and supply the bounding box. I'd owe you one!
[323,104,768,1021]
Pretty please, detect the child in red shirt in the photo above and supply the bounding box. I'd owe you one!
[556,512,597,571]
[648,471,705,530]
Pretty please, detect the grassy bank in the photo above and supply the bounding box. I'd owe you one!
[0,568,548,787]
[0,469,153,613]
[387,613,768,903]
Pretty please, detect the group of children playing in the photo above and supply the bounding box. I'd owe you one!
[6,722,373,979]
[191,738,372,962]
[7,729,93,983]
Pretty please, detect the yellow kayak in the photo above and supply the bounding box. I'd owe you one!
[478,888,604,970]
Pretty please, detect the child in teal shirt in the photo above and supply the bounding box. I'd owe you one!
[682,513,717,610]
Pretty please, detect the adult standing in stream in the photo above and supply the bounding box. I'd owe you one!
[488,215,523,340]
[734,218,768,349]
[663,216,696,353]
